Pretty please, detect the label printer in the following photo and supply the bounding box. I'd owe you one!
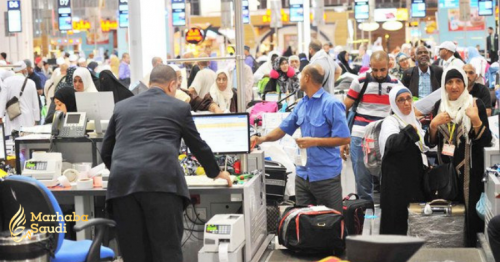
[198,214,245,262]
[21,152,62,187]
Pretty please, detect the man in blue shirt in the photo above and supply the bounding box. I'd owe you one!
[251,64,351,211]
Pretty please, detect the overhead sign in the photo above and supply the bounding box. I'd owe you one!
[172,0,186,26]
[118,0,128,28]
[478,0,494,15]
[185,28,204,44]
[72,20,119,32]
[374,8,409,21]
[411,0,426,18]
[58,0,72,31]
[354,0,369,21]
[7,0,22,33]
[438,0,479,8]
[289,0,304,22]
[243,0,250,24]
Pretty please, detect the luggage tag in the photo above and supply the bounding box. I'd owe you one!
[421,153,429,168]
[442,144,455,157]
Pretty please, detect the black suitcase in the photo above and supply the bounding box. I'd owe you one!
[342,193,374,235]
[264,160,289,202]
[277,206,346,255]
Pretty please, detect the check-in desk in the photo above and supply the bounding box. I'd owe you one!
[48,173,271,262]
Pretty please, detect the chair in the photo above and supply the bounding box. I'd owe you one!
[0,175,115,262]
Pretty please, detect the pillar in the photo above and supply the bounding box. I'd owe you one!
[0,0,34,62]
[128,0,167,84]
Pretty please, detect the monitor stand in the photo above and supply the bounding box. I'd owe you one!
[87,117,104,138]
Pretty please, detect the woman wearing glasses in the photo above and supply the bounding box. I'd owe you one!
[426,65,492,247]
[379,85,427,235]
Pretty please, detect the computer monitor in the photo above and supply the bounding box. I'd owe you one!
[75,92,115,134]
[0,124,6,160]
[192,113,250,154]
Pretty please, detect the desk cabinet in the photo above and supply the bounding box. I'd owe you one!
[15,136,103,174]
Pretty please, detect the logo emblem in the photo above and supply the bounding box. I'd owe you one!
[9,205,32,242]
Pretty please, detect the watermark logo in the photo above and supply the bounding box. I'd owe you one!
[9,205,33,242]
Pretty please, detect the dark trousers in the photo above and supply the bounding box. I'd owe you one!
[490,50,498,63]
[488,215,500,262]
[110,192,184,262]
[295,175,342,212]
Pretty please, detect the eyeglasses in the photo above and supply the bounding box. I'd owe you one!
[465,71,475,75]
[396,97,413,104]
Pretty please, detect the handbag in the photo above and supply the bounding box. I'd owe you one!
[6,77,28,121]
[347,74,370,131]
[424,162,459,201]
[476,192,486,221]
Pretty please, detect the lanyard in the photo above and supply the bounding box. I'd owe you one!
[394,115,424,151]
[447,123,456,145]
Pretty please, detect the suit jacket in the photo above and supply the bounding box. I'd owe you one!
[487,33,499,52]
[401,65,443,98]
[101,87,220,206]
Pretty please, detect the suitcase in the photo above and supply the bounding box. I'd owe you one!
[408,199,465,248]
[277,206,346,255]
[342,193,374,235]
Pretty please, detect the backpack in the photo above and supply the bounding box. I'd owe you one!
[362,119,384,177]
[251,56,259,73]
[342,193,374,235]
[257,77,270,94]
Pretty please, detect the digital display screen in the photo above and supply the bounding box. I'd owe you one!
[478,0,494,16]
[172,0,186,26]
[192,113,250,154]
[411,0,426,18]
[58,0,72,31]
[66,114,80,124]
[243,0,249,24]
[354,0,369,21]
[7,1,21,33]
[118,0,128,28]
[206,224,231,234]
[289,0,304,22]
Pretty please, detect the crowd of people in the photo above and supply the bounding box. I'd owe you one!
[1,34,499,261]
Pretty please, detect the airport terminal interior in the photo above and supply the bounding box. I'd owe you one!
[1,0,500,261]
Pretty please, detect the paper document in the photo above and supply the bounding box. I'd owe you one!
[414,88,441,115]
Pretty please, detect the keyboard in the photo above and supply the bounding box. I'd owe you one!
[185,175,232,187]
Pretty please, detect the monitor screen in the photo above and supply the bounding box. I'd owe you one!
[478,0,494,16]
[354,0,369,21]
[411,0,426,18]
[75,92,114,133]
[66,114,80,124]
[192,113,250,154]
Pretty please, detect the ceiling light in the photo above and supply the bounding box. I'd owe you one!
[358,22,380,31]
[382,20,403,31]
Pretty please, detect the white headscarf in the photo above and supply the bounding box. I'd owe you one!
[210,70,233,112]
[73,67,98,93]
[439,65,473,136]
[379,85,427,157]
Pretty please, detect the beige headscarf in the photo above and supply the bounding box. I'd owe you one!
[209,70,233,112]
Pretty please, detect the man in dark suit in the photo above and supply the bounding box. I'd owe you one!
[101,65,232,262]
[401,46,443,99]
[487,27,499,63]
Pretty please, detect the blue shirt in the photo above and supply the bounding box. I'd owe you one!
[279,88,350,182]
[118,61,130,80]
[418,67,431,99]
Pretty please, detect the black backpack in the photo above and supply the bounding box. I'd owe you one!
[250,56,259,73]
[342,193,374,235]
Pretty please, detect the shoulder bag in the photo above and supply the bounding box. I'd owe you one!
[6,77,28,121]
[347,74,370,131]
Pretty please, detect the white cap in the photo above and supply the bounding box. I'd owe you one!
[78,58,86,63]
[69,54,78,62]
[56,57,65,65]
[437,41,456,53]
[168,64,181,72]
[13,61,26,72]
